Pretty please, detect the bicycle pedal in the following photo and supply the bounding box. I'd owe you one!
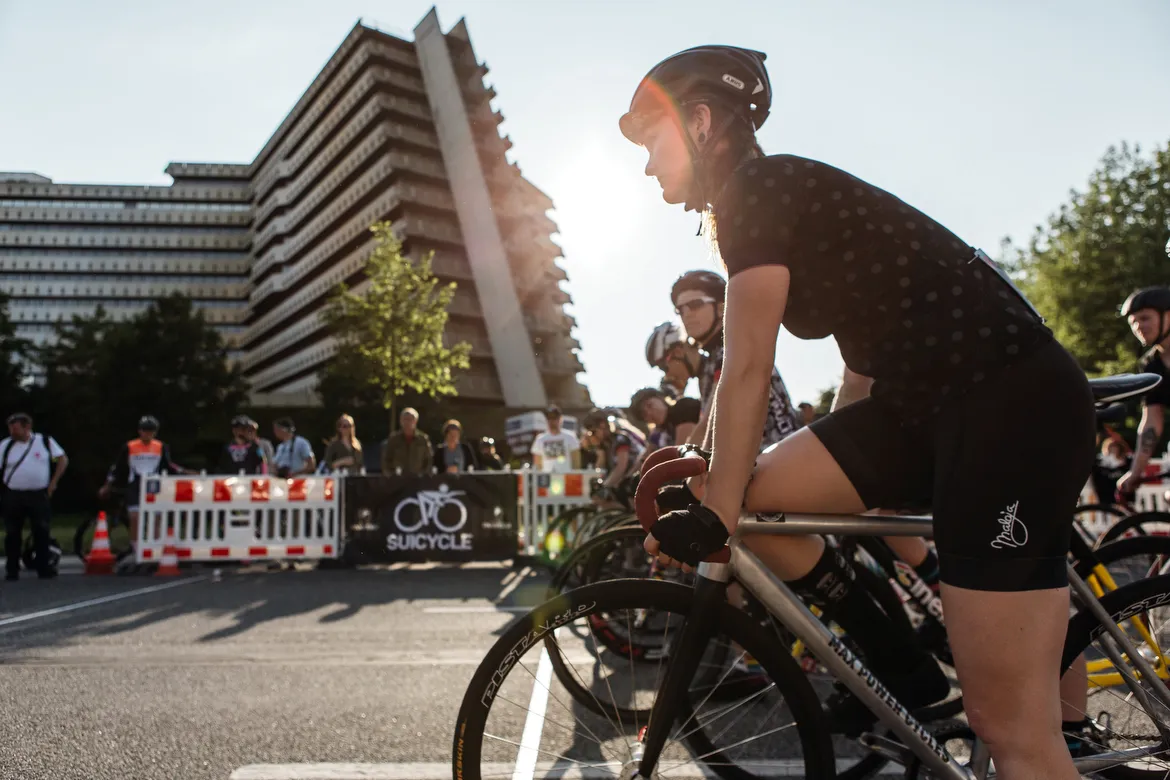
[857,732,915,768]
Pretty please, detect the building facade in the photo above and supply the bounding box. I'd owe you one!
[0,8,589,413]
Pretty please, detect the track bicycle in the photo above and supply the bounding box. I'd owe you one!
[453,373,1170,779]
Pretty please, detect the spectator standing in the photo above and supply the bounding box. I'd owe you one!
[1,413,68,580]
[434,420,478,474]
[477,437,504,470]
[530,406,581,472]
[248,418,276,465]
[381,408,433,475]
[797,402,818,428]
[100,415,194,572]
[323,414,363,473]
[217,416,268,475]
[272,417,316,477]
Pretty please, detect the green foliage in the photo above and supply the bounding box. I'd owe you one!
[0,292,30,413]
[814,386,837,417]
[1004,140,1170,377]
[33,295,249,509]
[318,222,472,428]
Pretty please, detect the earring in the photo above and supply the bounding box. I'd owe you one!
[697,132,707,145]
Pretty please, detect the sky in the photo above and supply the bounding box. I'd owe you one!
[1,0,1168,409]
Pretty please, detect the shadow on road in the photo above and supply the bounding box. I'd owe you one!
[0,563,551,658]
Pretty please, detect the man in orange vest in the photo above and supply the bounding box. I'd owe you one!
[99,416,194,573]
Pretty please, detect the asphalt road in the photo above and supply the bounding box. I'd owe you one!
[1,562,1158,780]
[0,562,552,780]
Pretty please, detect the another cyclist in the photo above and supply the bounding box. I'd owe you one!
[621,45,1095,778]
[1116,282,1170,497]
[99,416,193,573]
[645,321,700,399]
[629,386,700,452]
[669,270,799,449]
[582,408,646,508]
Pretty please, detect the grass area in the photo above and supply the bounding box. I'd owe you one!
[0,512,132,557]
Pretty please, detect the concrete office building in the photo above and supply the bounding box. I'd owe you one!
[0,8,589,414]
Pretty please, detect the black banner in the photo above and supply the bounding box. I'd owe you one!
[342,473,519,563]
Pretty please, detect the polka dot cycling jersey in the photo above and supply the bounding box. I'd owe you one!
[714,154,1053,421]
[698,334,801,450]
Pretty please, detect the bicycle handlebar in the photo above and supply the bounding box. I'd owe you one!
[633,447,732,564]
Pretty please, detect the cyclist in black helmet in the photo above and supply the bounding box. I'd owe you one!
[670,269,799,450]
[621,45,1097,775]
[582,408,646,507]
[645,321,700,399]
[630,386,700,452]
[1116,279,1170,496]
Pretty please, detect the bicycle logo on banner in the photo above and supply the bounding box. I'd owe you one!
[392,483,469,534]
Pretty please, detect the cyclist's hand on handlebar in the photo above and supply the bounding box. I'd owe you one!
[644,504,730,570]
[1117,471,1142,497]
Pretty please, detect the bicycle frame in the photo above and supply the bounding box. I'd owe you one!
[654,515,1170,780]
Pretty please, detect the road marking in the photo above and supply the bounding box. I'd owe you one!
[421,605,531,614]
[231,760,896,778]
[512,635,555,780]
[497,565,531,602]
[0,576,204,629]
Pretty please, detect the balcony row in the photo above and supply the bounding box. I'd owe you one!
[1,204,251,228]
[0,180,251,205]
[252,39,428,201]
[0,252,250,276]
[0,227,250,252]
[0,278,249,300]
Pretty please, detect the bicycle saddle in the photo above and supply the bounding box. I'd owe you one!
[1088,373,1162,404]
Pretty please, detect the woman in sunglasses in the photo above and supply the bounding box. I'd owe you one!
[671,269,799,451]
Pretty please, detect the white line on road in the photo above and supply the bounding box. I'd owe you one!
[231,760,896,779]
[512,635,555,780]
[421,605,531,614]
[496,565,531,602]
[0,576,204,629]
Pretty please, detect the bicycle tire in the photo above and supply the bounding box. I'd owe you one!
[1061,574,1170,779]
[1074,535,1170,581]
[1097,511,1170,548]
[453,578,836,780]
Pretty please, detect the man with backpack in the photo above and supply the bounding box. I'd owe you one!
[271,417,316,477]
[1,412,68,580]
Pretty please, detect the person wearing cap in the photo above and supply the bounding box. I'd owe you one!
[244,417,276,466]
[530,406,581,473]
[217,415,268,475]
[0,413,68,580]
[381,408,433,476]
[99,416,193,573]
[271,417,316,478]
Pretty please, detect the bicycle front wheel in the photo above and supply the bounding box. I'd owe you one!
[453,578,835,780]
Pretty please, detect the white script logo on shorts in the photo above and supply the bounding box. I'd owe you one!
[990,501,1028,550]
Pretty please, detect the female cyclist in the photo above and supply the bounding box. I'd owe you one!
[621,46,1095,779]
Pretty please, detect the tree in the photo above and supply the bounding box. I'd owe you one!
[0,292,29,414]
[1004,140,1170,377]
[35,296,249,509]
[319,222,472,431]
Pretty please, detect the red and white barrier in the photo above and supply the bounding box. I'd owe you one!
[514,468,602,555]
[135,475,340,565]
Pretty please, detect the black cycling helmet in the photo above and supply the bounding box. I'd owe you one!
[671,270,727,306]
[230,414,251,428]
[619,46,771,144]
[629,387,667,422]
[1121,287,1170,318]
[620,46,771,213]
[137,415,160,431]
[582,407,626,435]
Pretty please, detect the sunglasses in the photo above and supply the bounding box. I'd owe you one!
[675,297,716,316]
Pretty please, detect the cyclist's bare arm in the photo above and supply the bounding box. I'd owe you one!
[1120,404,1164,492]
[603,449,631,488]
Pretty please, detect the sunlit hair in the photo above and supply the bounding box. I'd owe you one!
[690,101,765,262]
[331,413,361,450]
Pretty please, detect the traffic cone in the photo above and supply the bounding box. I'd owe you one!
[85,511,116,575]
[156,527,181,577]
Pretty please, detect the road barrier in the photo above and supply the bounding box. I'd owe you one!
[514,468,602,556]
[135,475,340,565]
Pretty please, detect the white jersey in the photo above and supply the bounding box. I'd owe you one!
[531,430,581,473]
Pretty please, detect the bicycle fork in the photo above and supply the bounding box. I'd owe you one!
[636,566,731,778]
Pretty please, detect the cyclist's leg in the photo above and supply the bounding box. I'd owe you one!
[929,341,1093,779]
